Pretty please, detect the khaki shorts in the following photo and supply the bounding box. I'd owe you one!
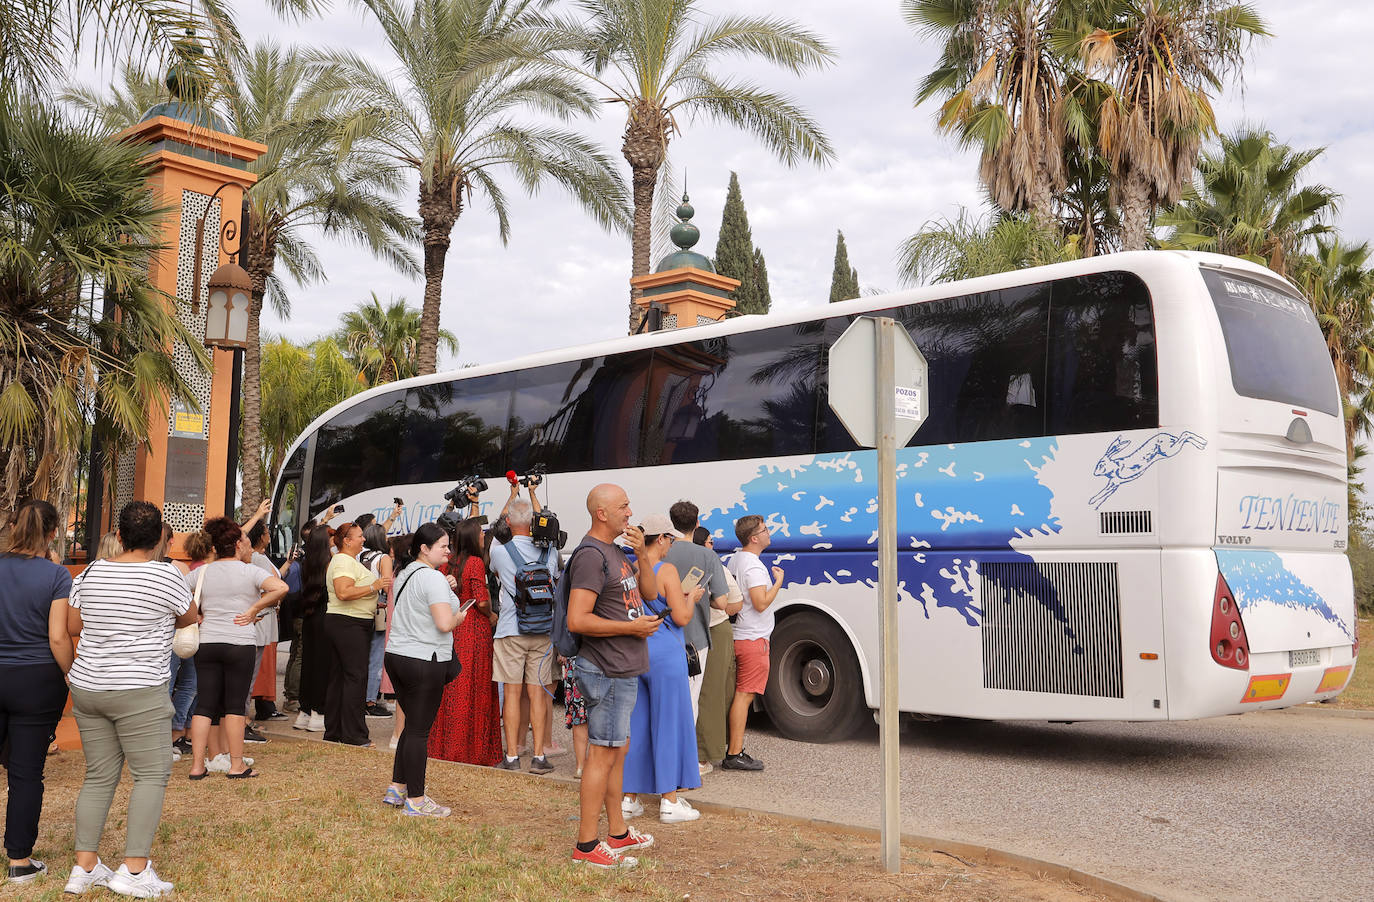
[491,634,561,685]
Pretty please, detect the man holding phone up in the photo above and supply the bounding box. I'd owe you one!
[565,484,660,870]
[664,501,732,725]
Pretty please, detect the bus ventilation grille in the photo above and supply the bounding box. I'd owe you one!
[980,562,1124,699]
[1099,510,1153,534]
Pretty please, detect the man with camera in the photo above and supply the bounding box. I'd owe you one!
[566,484,660,870]
[488,475,561,776]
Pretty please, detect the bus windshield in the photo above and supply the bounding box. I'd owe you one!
[1203,268,1338,415]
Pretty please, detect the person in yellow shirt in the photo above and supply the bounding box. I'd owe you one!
[324,523,391,746]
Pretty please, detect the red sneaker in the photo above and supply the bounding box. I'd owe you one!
[605,825,655,852]
[572,841,638,870]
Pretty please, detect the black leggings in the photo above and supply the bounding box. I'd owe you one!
[192,643,255,720]
[384,653,447,798]
[0,661,68,859]
[298,608,329,715]
[324,614,372,745]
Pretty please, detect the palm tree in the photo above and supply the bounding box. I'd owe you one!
[534,0,836,332]
[1076,0,1268,250]
[1,0,319,99]
[71,41,423,511]
[0,99,204,542]
[258,335,362,490]
[897,208,1078,285]
[338,293,458,386]
[907,0,1074,228]
[324,0,630,375]
[1159,127,1338,277]
[1295,238,1374,457]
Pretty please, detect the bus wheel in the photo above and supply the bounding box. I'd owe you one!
[764,612,869,743]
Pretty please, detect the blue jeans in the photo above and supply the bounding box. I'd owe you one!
[573,657,637,748]
[168,653,197,731]
[367,631,386,702]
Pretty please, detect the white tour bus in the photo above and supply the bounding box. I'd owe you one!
[268,250,1357,742]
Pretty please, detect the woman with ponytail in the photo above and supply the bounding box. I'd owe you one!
[1,501,75,885]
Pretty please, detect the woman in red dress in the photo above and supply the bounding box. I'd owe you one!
[428,519,501,765]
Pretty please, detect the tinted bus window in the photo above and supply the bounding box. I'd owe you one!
[310,388,406,511]
[401,374,514,484]
[819,284,1052,450]
[646,326,823,465]
[1203,269,1338,415]
[1047,271,1158,434]
[552,351,653,471]
[509,360,602,473]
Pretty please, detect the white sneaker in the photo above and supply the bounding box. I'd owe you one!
[106,862,172,898]
[64,859,115,894]
[206,753,253,773]
[307,713,325,732]
[292,711,310,730]
[620,795,644,818]
[698,760,713,776]
[659,796,701,823]
[170,748,180,762]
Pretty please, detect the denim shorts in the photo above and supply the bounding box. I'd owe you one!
[574,657,637,748]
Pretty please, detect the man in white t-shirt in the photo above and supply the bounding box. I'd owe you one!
[723,514,783,772]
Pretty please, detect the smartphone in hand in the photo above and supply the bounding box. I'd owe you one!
[458,598,478,614]
[680,566,705,593]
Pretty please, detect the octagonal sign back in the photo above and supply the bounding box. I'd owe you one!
[827,316,929,448]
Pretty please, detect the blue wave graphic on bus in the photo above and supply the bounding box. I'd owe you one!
[702,439,1075,639]
[1215,549,1352,639]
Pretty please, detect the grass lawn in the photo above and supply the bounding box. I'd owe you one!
[1327,617,1373,709]
[8,737,1113,901]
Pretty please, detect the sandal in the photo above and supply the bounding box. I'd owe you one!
[188,771,209,781]
[226,768,258,779]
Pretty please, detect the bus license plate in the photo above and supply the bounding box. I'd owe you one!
[1289,649,1320,668]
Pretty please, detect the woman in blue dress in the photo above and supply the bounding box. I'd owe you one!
[621,514,706,824]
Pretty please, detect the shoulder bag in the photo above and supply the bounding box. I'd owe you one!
[172,567,204,659]
[393,566,463,684]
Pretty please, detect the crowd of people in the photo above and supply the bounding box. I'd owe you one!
[0,476,785,889]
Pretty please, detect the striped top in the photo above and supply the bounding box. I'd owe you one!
[68,559,193,691]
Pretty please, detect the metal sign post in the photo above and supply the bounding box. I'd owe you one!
[874,317,901,873]
[827,315,928,875]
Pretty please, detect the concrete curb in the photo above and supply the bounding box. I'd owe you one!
[1277,703,1374,720]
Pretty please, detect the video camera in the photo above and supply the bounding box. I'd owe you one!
[531,508,567,549]
[443,475,488,504]
[438,475,489,533]
[520,463,546,488]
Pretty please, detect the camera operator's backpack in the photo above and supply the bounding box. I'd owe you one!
[551,541,610,658]
[502,541,556,636]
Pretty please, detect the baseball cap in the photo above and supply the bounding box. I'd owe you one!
[639,513,682,539]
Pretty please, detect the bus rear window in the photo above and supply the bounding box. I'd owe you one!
[1202,269,1338,415]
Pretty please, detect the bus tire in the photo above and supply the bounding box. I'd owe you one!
[764,611,869,743]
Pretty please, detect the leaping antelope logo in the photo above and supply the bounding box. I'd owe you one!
[1091,431,1207,508]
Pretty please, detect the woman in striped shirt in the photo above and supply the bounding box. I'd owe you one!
[64,502,199,897]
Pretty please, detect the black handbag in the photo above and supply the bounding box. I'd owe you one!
[684,641,702,677]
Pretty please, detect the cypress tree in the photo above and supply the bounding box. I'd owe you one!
[752,248,771,313]
[714,171,770,315]
[829,230,860,302]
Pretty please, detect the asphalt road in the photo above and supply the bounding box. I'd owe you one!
[677,706,1373,902]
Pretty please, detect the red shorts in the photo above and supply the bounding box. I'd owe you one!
[733,638,770,695]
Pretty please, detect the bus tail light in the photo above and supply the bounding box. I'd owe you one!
[1210,572,1251,671]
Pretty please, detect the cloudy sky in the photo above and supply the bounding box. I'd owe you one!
[206,0,1372,369]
